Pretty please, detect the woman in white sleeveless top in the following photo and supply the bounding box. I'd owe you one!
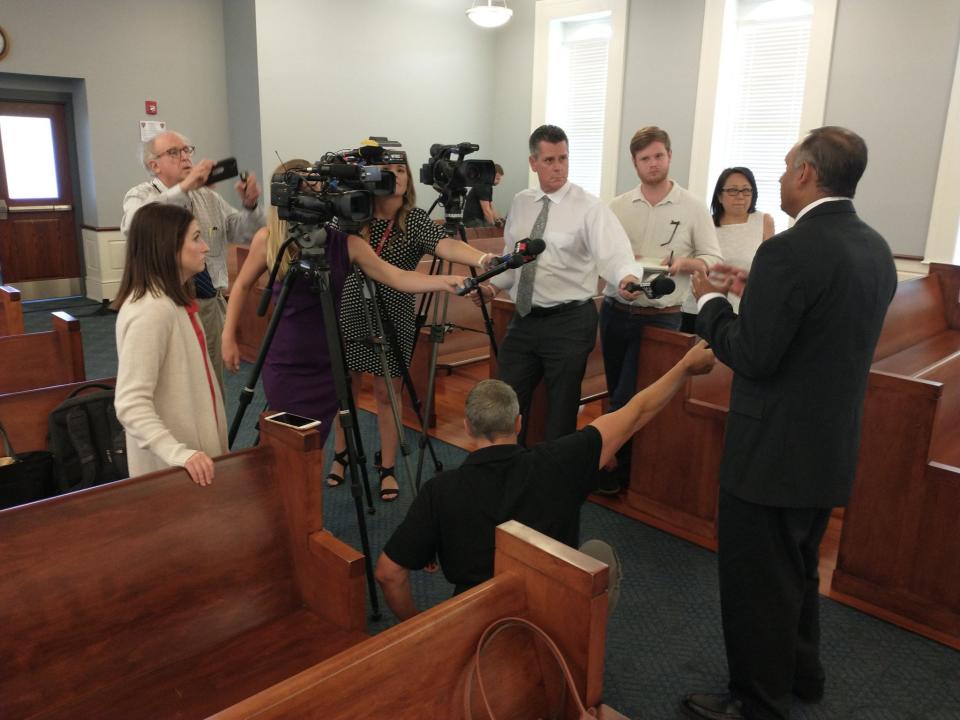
[710,167,775,313]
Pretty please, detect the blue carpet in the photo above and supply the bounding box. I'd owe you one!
[22,298,960,719]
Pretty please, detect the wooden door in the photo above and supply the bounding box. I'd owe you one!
[0,101,80,293]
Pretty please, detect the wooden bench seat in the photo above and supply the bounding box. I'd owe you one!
[0,416,367,719]
[0,284,25,335]
[213,521,623,719]
[0,311,84,394]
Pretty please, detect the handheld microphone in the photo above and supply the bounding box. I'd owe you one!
[489,237,546,266]
[625,274,676,299]
[457,238,546,296]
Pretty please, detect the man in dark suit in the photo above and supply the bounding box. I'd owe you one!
[682,127,897,720]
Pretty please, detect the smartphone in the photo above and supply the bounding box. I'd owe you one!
[205,157,239,185]
[264,412,322,430]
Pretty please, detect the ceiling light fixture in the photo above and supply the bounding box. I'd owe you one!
[466,0,513,29]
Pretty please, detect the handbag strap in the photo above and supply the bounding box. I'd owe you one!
[465,616,593,720]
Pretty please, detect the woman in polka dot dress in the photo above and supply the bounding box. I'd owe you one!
[329,147,496,501]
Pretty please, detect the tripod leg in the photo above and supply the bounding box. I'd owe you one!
[456,223,499,358]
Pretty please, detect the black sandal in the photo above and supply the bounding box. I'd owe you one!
[378,464,400,502]
[326,449,349,487]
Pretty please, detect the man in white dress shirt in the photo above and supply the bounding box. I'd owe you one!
[475,125,644,446]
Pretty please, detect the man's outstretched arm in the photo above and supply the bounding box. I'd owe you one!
[589,340,715,469]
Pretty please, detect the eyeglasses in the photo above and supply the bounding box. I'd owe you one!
[721,187,753,197]
[154,145,196,160]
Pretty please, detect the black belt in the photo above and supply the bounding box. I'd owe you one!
[526,298,592,318]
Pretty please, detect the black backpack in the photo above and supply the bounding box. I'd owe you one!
[48,383,128,493]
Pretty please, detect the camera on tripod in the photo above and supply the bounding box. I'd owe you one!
[270,147,400,233]
[419,142,496,198]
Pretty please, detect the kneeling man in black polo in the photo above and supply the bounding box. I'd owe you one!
[374,341,715,620]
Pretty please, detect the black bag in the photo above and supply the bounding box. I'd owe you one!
[0,422,56,510]
[48,383,128,493]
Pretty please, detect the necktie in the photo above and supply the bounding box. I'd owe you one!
[516,197,550,317]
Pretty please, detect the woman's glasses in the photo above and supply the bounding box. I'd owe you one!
[721,187,753,197]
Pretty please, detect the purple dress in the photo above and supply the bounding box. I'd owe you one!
[262,225,351,444]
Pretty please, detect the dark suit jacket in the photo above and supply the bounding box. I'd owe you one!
[696,200,897,508]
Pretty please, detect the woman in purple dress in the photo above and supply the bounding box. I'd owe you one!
[222,160,463,446]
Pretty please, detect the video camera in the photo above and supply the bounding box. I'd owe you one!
[419,142,496,198]
[270,143,401,233]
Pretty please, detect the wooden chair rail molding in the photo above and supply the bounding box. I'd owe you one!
[0,284,25,335]
[212,521,620,719]
[0,311,84,394]
[0,414,367,719]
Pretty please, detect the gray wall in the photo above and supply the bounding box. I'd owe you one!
[251,0,497,214]
[825,0,960,257]
[615,0,706,195]
[223,0,263,183]
[0,0,232,227]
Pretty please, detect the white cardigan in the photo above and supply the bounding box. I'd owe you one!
[115,292,228,477]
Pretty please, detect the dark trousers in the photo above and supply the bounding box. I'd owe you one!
[718,489,831,720]
[498,301,597,443]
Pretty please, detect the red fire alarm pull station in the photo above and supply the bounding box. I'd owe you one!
[145,100,158,115]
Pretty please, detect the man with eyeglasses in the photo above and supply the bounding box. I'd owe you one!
[594,126,722,495]
[121,130,264,393]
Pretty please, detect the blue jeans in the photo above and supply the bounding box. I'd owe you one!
[599,299,681,412]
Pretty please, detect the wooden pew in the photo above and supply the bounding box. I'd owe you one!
[405,233,504,427]
[0,377,116,454]
[0,416,367,719]
[487,295,608,446]
[0,284,25,335]
[213,521,625,719]
[0,311,84,394]
[832,263,960,644]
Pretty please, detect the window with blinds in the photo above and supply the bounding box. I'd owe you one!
[715,0,813,230]
[545,15,612,197]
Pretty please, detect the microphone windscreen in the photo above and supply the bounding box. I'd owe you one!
[524,238,546,256]
[651,275,676,295]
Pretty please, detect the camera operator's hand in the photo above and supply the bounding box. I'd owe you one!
[473,283,499,306]
[180,159,215,192]
[435,275,467,294]
[236,171,261,210]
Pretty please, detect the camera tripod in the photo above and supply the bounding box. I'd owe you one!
[227,225,381,621]
[408,192,500,493]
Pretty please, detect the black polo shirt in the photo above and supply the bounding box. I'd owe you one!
[382,425,602,593]
[462,183,493,226]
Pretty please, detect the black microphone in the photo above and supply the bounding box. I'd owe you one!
[456,238,547,296]
[625,274,676,299]
[488,237,546,266]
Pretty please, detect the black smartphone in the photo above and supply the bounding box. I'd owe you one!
[264,412,321,430]
[205,157,239,185]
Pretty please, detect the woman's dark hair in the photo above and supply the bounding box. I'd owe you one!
[113,203,196,309]
[710,166,759,226]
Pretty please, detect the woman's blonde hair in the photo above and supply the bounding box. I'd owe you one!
[264,159,311,273]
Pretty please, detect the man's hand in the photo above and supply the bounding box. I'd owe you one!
[472,283,499,306]
[691,269,731,300]
[708,262,749,297]
[682,339,716,376]
[236,171,261,210]
[617,274,643,302]
[664,254,707,276]
[180,159,215,192]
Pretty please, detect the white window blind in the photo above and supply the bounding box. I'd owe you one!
[546,16,611,197]
[717,2,813,229]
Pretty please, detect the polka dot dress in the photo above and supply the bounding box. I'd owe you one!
[338,208,445,377]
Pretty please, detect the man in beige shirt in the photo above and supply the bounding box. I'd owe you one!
[599,126,721,493]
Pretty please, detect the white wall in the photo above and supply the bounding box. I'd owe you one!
[0,0,232,227]
[251,0,498,215]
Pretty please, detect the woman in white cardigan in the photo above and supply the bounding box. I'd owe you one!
[114,203,227,485]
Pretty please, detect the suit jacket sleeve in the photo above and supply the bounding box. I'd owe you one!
[696,238,806,380]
